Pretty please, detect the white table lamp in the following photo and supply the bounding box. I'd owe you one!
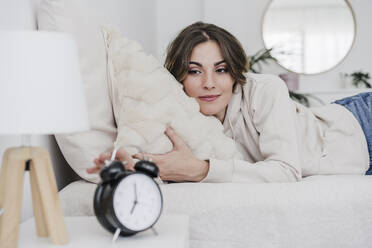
[0,30,89,247]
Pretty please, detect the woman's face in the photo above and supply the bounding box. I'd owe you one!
[183,40,234,122]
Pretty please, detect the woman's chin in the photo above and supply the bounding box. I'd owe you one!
[200,109,217,117]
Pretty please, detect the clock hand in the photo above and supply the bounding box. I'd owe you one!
[131,183,139,215]
[130,201,137,215]
[134,183,138,201]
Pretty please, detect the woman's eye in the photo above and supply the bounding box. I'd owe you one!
[216,67,228,73]
[188,69,201,75]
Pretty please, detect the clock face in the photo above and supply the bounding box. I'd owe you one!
[112,173,162,232]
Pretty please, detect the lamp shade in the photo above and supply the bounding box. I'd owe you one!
[0,31,89,135]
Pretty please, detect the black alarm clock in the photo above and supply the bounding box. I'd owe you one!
[93,158,163,237]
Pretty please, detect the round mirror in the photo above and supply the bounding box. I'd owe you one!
[262,0,356,74]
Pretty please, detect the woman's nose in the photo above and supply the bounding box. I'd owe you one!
[203,71,215,89]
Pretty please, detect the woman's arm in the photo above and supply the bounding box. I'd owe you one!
[142,122,300,183]
[202,158,299,183]
[87,126,209,182]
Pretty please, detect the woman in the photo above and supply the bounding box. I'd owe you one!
[87,22,371,183]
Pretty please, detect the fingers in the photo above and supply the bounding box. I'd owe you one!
[87,154,110,174]
[98,152,112,165]
[97,148,133,163]
[133,153,143,160]
[133,152,165,162]
[86,166,100,174]
[133,152,153,161]
[99,149,133,165]
[88,148,138,174]
[86,160,102,174]
[116,148,132,161]
[164,126,185,150]
[88,146,167,175]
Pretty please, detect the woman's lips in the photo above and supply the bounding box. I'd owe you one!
[199,95,220,102]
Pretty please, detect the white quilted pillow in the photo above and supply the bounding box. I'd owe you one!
[103,26,242,160]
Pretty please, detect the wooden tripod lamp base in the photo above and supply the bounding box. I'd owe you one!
[0,147,68,247]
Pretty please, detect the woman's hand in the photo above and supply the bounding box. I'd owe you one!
[86,148,136,174]
[134,126,209,182]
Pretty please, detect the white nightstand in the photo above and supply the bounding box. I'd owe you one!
[19,215,189,248]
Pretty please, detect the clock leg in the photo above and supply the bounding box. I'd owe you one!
[31,148,68,244]
[0,148,27,248]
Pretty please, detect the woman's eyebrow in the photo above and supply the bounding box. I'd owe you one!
[189,61,202,66]
[189,60,225,67]
[214,60,225,66]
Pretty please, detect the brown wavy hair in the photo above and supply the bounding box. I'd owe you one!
[164,21,249,88]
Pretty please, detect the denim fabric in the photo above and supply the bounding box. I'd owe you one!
[334,92,372,175]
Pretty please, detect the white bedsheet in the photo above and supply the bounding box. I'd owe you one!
[60,175,372,248]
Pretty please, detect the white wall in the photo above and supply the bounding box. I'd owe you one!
[156,0,204,62]
[94,0,157,57]
[0,0,37,30]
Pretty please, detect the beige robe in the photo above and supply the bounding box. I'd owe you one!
[202,73,369,183]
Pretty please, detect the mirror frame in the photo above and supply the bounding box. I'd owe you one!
[261,0,357,75]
